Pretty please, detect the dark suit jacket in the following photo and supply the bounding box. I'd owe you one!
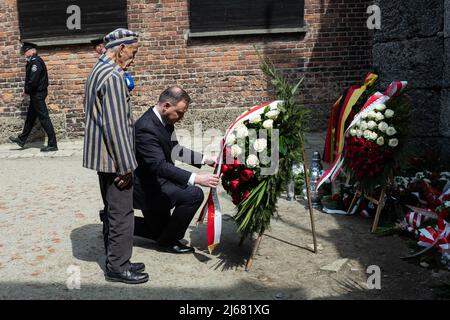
[133,106,203,210]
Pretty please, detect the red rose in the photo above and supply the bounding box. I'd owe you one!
[233,158,240,168]
[230,180,240,192]
[240,169,254,182]
[243,191,251,200]
[221,164,233,175]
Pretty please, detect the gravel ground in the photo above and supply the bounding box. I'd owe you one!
[0,140,449,300]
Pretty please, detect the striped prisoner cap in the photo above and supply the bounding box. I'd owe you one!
[104,28,139,49]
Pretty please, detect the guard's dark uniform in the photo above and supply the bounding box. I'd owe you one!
[18,52,57,148]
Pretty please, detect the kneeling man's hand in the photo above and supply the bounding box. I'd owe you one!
[195,174,220,188]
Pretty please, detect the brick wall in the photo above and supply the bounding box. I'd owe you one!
[0,0,373,141]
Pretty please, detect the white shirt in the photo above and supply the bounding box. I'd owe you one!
[153,106,199,186]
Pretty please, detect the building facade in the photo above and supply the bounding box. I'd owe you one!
[0,0,373,141]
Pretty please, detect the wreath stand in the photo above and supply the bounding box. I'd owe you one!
[346,173,394,233]
[243,143,318,271]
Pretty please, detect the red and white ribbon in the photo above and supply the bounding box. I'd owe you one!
[418,218,450,253]
[197,100,284,253]
[315,81,407,191]
[404,211,427,231]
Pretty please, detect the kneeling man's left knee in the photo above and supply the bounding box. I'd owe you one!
[191,186,204,204]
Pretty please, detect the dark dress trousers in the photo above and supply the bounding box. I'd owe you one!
[19,54,57,147]
[133,107,205,245]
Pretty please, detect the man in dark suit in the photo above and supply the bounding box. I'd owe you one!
[133,86,219,253]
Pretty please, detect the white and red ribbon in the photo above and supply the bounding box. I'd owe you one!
[418,218,450,253]
[315,81,408,191]
[404,211,427,232]
[197,100,284,253]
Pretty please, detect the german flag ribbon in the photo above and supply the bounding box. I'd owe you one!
[316,80,407,191]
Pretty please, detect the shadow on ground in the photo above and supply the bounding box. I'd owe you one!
[70,224,106,272]
[188,214,253,272]
[0,280,308,300]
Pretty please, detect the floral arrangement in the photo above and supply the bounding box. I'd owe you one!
[221,102,281,207]
[220,53,309,240]
[343,92,411,193]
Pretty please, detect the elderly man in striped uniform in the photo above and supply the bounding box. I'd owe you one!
[83,28,149,284]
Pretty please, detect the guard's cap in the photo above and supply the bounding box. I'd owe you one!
[21,42,37,53]
[90,37,104,46]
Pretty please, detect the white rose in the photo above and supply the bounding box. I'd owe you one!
[368,111,377,119]
[361,113,368,120]
[262,119,273,129]
[375,112,385,121]
[225,133,236,146]
[376,136,385,146]
[265,110,280,120]
[249,115,262,124]
[359,121,368,131]
[384,109,395,118]
[350,129,357,136]
[235,124,249,139]
[386,127,397,136]
[445,201,450,207]
[356,130,363,138]
[376,103,387,111]
[231,144,242,157]
[367,121,377,130]
[253,138,267,152]
[378,121,389,132]
[388,138,399,148]
[363,130,372,139]
[246,154,260,168]
[270,103,280,111]
[370,132,378,140]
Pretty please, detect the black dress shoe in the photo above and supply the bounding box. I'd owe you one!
[9,136,25,148]
[159,240,195,254]
[130,262,145,273]
[40,146,58,152]
[105,269,149,284]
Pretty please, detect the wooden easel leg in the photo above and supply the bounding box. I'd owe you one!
[245,233,264,271]
[371,187,386,233]
[301,146,318,254]
[347,190,361,214]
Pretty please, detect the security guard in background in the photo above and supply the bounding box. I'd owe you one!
[91,37,106,56]
[9,42,58,152]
